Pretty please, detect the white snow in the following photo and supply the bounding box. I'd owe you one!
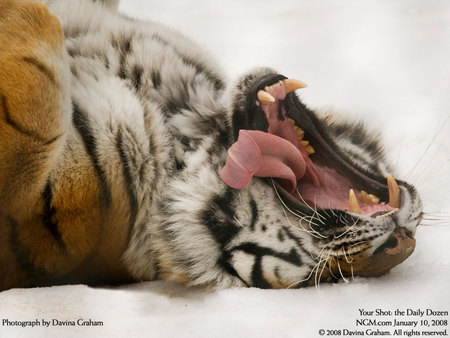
[1,1,449,337]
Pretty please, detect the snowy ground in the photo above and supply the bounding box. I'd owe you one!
[1,1,449,337]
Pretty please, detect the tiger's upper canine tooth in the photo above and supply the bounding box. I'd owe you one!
[257,90,275,104]
[283,79,307,93]
[387,174,400,208]
[349,189,361,214]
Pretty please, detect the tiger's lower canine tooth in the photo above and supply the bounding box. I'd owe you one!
[387,174,400,208]
[349,189,361,214]
[283,79,307,93]
[257,90,275,104]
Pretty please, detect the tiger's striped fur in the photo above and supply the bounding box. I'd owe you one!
[0,0,422,291]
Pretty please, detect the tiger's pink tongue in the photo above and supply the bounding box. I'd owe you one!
[220,130,306,192]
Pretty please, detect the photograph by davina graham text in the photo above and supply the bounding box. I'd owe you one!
[2,318,104,328]
[0,0,449,337]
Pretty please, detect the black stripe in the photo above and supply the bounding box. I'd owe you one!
[219,250,249,287]
[231,242,302,267]
[249,199,258,231]
[22,57,57,85]
[116,127,139,243]
[214,188,236,218]
[202,189,241,247]
[228,242,304,289]
[150,69,161,89]
[161,98,186,118]
[112,34,132,80]
[151,34,224,91]
[282,226,304,248]
[277,229,285,242]
[1,95,59,145]
[280,226,312,258]
[251,256,271,289]
[41,181,66,251]
[131,65,143,91]
[72,102,112,206]
[203,210,240,248]
[118,55,127,79]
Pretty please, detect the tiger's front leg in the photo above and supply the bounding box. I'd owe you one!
[0,0,71,290]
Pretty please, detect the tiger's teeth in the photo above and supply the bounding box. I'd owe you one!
[288,118,313,153]
[387,174,400,208]
[305,145,315,155]
[359,191,369,206]
[300,140,309,147]
[368,194,380,204]
[359,191,381,205]
[300,140,315,154]
[288,118,305,139]
[257,90,275,104]
[283,79,308,93]
[349,189,361,214]
[294,127,305,139]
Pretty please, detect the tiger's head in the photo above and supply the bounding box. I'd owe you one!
[217,68,423,288]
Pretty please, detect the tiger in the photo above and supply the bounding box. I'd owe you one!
[0,0,423,291]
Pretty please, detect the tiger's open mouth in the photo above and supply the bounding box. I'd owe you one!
[221,73,419,279]
[223,74,400,220]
